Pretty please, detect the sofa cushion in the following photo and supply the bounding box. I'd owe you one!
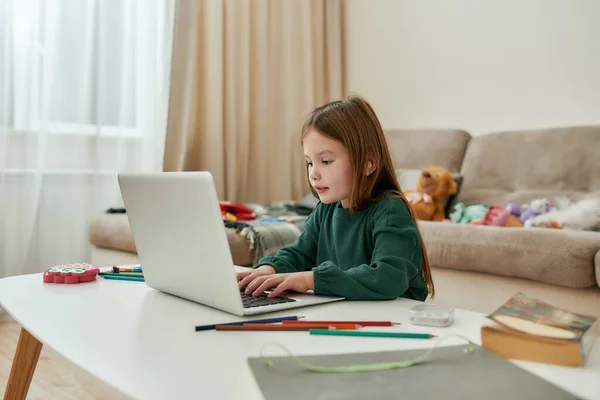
[386,129,471,173]
[457,125,600,207]
[419,221,600,288]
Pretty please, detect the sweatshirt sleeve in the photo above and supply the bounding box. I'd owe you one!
[312,200,423,300]
[254,204,321,273]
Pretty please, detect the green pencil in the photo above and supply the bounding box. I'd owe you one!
[309,330,435,339]
[102,275,145,282]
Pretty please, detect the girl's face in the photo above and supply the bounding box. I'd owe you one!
[303,128,353,208]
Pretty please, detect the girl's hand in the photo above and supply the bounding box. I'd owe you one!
[237,265,276,290]
[244,272,314,298]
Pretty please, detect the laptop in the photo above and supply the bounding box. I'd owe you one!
[117,171,344,316]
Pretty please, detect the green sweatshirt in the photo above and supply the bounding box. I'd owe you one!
[256,194,428,301]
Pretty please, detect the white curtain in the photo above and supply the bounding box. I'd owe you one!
[0,0,175,278]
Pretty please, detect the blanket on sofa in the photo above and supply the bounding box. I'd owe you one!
[224,220,302,266]
[224,198,315,265]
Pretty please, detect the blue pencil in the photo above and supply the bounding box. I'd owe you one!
[195,315,301,331]
[102,275,145,282]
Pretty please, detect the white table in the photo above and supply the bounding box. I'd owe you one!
[1,272,599,400]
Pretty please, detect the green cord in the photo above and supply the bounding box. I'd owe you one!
[259,334,475,373]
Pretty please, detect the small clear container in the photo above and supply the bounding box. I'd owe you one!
[408,304,454,327]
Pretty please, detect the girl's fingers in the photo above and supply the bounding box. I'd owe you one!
[267,280,291,298]
[253,276,281,297]
[236,269,255,281]
[239,270,265,289]
[236,270,253,280]
[244,275,268,294]
[238,274,254,289]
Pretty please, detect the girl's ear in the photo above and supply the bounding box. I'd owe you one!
[365,160,376,176]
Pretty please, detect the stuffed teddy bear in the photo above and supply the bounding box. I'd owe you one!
[403,166,458,221]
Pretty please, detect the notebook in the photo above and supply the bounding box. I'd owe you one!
[248,344,578,400]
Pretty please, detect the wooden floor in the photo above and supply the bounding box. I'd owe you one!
[0,314,124,399]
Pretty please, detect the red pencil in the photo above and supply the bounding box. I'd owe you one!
[216,323,360,331]
[282,320,399,327]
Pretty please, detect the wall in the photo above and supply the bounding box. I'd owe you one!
[346,0,600,135]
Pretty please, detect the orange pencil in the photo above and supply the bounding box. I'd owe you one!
[215,323,360,331]
[283,320,399,327]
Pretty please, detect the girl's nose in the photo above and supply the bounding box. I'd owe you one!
[310,169,320,181]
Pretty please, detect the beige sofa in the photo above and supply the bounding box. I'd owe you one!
[396,126,600,319]
[89,125,600,318]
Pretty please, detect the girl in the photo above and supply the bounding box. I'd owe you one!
[237,95,434,301]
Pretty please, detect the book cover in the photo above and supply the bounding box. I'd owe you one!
[487,292,596,340]
[481,293,598,366]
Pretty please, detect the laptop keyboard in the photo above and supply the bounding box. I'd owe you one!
[240,290,296,308]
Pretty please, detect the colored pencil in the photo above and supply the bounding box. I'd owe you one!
[245,323,360,328]
[282,320,398,327]
[112,266,142,273]
[99,272,144,278]
[102,275,145,282]
[195,315,301,332]
[250,323,359,330]
[216,323,360,331]
[309,330,436,339]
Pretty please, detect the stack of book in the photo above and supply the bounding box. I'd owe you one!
[481,292,597,367]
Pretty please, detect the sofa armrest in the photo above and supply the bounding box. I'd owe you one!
[89,214,136,253]
[596,249,600,289]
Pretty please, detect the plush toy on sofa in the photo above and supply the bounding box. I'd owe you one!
[465,202,520,227]
[450,202,488,224]
[526,197,600,230]
[403,166,458,221]
[488,207,524,227]
[519,198,552,224]
[505,202,522,218]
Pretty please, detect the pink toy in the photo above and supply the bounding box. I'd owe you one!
[470,206,504,226]
[490,209,512,226]
[43,263,100,284]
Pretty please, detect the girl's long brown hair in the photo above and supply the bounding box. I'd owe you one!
[301,94,435,298]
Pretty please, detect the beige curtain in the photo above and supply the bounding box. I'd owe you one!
[163,0,346,203]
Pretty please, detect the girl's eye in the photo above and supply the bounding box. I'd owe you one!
[322,160,333,165]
